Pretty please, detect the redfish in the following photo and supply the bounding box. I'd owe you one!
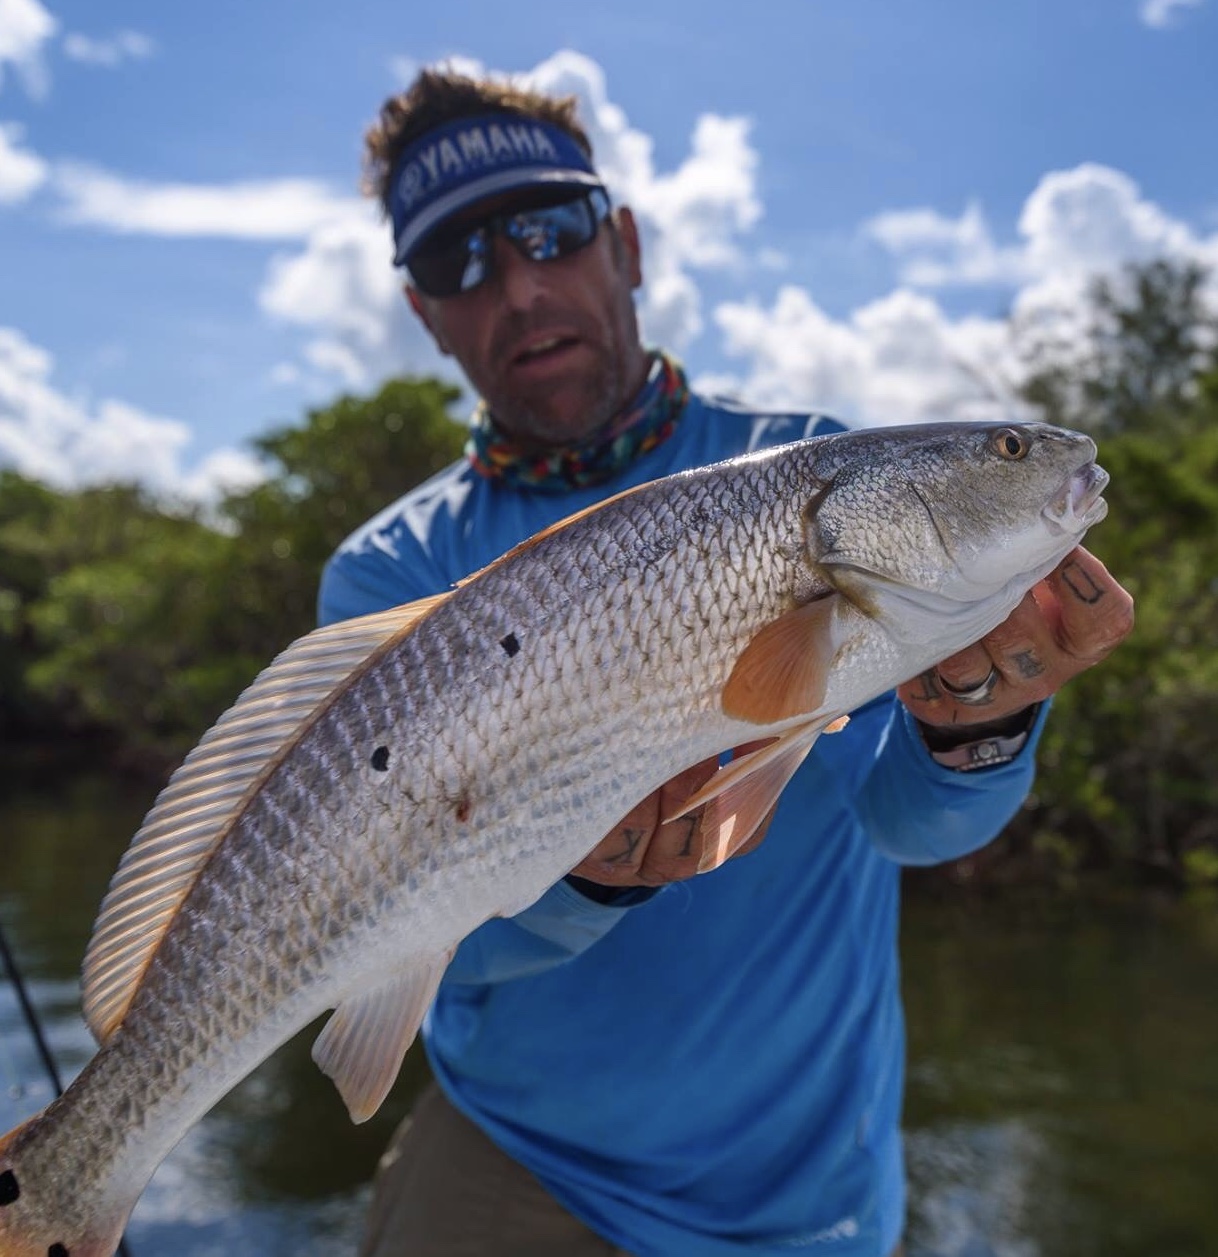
[0,422,1107,1256]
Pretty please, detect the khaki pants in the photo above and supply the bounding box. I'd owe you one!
[359,1084,631,1256]
[359,1084,903,1257]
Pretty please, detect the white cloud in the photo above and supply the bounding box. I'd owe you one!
[388,55,420,86]
[709,161,1218,429]
[0,326,263,500]
[866,164,1208,296]
[0,0,56,97]
[249,57,1218,427]
[1017,162,1201,278]
[62,29,156,68]
[0,119,45,201]
[257,210,445,390]
[1139,0,1204,27]
[864,201,1029,287]
[52,165,360,239]
[636,114,761,269]
[711,286,1019,428]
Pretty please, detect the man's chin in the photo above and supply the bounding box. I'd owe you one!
[489,379,620,448]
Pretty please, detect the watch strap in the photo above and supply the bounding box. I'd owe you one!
[917,704,1040,773]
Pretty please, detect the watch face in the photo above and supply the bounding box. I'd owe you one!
[929,729,1029,772]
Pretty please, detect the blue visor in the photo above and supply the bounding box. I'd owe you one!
[389,112,602,265]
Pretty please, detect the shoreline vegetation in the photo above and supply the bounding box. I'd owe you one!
[2,261,1216,891]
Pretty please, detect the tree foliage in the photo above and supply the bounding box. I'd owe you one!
[1018,258,1217,438]
[1,377,464,763]
[999,261,1218,885]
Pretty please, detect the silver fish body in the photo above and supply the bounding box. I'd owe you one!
[0,421,1107,1257]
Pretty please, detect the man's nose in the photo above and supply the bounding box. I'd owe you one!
[490,236,548,308]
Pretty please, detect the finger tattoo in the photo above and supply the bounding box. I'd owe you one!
[675,814,700,858]
[606,828,646,866]
[1012,650,1046,679]
[1061,561,1105,605]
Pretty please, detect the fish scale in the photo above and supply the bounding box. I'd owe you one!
[0,421,1108,1257]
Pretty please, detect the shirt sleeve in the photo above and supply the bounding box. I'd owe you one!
[442,880,664,985]
[317,527,449,626]
[855,698,1051,866]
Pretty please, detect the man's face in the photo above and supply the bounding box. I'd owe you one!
[407,193,649,448]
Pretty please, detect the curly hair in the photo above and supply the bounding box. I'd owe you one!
[363,68,594,213]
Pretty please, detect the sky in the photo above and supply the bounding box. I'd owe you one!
[1,0,1216,500]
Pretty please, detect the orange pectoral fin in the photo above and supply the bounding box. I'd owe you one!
[722,596,838,724]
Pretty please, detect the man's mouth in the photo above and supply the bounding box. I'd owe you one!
[511,334,580,366]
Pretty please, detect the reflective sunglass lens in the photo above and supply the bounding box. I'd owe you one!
[408,190,608,298]
[407,231,484,298]
[505,199,596,262]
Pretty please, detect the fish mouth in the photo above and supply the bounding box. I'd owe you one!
[1044,462,1109,534]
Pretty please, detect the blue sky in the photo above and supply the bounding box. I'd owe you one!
[1,0,1215,497]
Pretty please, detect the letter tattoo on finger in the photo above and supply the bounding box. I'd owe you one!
[675,814,701,858]
[1061,562,1105,605]
[606,828,646,866]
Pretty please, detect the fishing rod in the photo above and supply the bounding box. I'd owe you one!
[0,916,135,1257]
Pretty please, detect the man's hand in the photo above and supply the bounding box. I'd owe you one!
[899,546,1134,730]
[570,747,775,888]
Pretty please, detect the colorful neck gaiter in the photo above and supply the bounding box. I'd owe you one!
[465,350,689,492]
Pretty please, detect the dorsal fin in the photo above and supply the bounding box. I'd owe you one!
[80,594,449,1045]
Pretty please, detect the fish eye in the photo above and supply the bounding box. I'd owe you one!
[992,428,1029,460]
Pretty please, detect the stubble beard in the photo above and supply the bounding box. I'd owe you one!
[488,347,631,449]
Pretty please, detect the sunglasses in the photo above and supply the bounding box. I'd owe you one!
[405,187,612,299]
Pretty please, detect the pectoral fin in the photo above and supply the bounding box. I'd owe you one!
[722,596,839,724]
[312,953,451,1124]
[663,722,827,872]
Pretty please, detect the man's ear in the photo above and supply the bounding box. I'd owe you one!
[613,207,644,290]
[406,284,452,356]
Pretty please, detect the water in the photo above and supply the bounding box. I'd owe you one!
[900,891,1218,1257]
[1,763,1216,1256]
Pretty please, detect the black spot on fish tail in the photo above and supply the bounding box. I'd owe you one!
[370,746,390,772]
[500,632,520,658]
[48,1244,70,1256]
[0,1169,18,1204]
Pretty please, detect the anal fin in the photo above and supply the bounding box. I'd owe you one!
[312,954,451,1124]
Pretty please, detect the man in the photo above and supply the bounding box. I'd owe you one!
[319,69,1133,1257]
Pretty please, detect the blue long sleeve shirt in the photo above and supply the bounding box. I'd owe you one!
[318,394,1046,1257]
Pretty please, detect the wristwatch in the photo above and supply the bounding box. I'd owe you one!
[916,704,1040,772]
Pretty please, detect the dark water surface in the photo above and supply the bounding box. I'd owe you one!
[1,763,1215,1256]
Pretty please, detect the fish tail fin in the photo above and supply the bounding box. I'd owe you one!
[0,1116,132,1257]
